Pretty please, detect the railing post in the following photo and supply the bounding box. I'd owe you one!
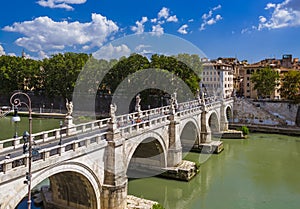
[13,138,20,147]
[72,142,78,151]
[42,151,50,160]
[58,146,65,156]
[96,135,102,144]
[55,130,60,139]
[43,132,48,142]
[3,161,12,173]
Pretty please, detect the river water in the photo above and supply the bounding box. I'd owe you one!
[128,133,300,209]
[0,116,60,140]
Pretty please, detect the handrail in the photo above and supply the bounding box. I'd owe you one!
[0,132,107,174]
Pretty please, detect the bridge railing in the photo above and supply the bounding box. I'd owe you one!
[0,131,108,174]
[119,113,170,136]
[0,118,110,153]
[115,106,170,127]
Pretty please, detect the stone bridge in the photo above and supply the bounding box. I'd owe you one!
[0,97,234,209]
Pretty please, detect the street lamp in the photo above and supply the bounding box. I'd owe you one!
[10,92,32,209]
[11,106,21,138]
[58,121,63,145]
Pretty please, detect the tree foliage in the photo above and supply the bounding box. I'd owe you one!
[0,53,202,102]
[250,67,280,98]
[43,52,90,99]
[280,70,300,102]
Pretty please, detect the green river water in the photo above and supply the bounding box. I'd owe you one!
[0,116,60,140]
[128,134,300,209]
[2,117,299,209]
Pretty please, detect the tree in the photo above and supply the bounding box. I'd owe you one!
[251,67,280,98]
[43,52,89,99]
[280,70,300,102]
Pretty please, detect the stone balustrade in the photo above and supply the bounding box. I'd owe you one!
[0,132,107,174]
[119,114,170,136]
[0,118,110,153]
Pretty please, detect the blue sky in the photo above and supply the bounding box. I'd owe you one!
[0,0,299,62]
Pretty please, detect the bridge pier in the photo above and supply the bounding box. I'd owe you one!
[167,114,182,167]
[220,100,229,131]
[200,106,212,143]
[101,121,127,209]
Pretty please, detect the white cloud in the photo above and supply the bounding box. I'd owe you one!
[7,53,16,57]
[37,0,86,10]
[158,7,169,19]
[151,18,157,23]
[259,16,267,23]
[3,13,119,54]
[0,45,5,56]
[200,5,222,31]
[177,24,188,34]
[38,51,49,59]
[131,17,148,34]
[265,3,276,10]
[151,24,164,36]
[135,44,151,51]
[213,5,222,11]
[167,15,178,22]
[259,0,300,30]
[93,43,131,60]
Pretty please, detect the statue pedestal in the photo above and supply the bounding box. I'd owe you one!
[65,115,75,136]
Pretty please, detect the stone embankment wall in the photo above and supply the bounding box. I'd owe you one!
[233,98,299,127]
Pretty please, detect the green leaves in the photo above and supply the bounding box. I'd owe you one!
[280,70,300,102]
[0,52,202,102]
[250,67,280,98]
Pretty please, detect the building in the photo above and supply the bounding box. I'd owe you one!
[239,54,300,99]
[201,59,234,99]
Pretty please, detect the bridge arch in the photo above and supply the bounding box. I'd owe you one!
[13,162,101,209]
[225,105,233,123]
[208,110,220,133]
[180,118,200,151]
[125,131,168,178]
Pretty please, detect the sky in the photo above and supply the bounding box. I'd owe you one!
[0,0,300,62]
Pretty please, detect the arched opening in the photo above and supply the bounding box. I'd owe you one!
[225,106,232,123]
[180,121,199,152]
[48,172,97,209]
[208,112,219,133]
[16,172,98,209]
[127,137,166,179]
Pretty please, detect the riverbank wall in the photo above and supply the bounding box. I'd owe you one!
[229,123,300,136]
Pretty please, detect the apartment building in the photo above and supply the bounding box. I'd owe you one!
[239,54,300,99]
[201,59,234,99]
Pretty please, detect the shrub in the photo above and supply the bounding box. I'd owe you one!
[152,204,165,209]
[239,126,249,135]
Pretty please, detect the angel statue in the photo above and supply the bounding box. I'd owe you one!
[110,103,117,123]
[135,94,141,112]
[66,99,73,116]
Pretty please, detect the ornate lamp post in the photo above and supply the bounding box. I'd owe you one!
[11,106,21,138]
[10,92,32,209]
[58,120,63,145]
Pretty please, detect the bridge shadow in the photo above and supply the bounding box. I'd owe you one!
[127,137,166,179]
